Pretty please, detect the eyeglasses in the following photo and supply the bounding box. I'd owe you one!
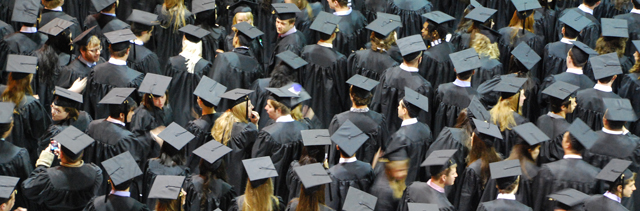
[87,47,102,54]
[51,105,64,115]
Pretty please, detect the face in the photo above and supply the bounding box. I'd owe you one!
[518,90,526,108]
[247,100,255,112]
[276,18,295,34]
[81,44,102,63]
[421,22,430,40]
[235,13,253,25]
[566,97,577,113]
[623,181,636,198]
[265,99,279,120]
[388,163,409,181]
[529,145,541,161]
[397,100,407,118]
[1,191,16,211]
[327,0,336,9]
[51,104,69,121]
[153,95,166,109]
[443,168,458,186]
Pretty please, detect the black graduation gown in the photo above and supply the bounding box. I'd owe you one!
[286,161,302,201]
[268,30,307,73]
[225,122,258,196]
[83,63,143,120]
[571,88,621,131]
[385,0,432,38]
[530,158,601,211]
[477,199,532,211]
[594,0,632,20]
[83,14,130,60]
[39,9,82,38]
[249,78,274,129]
[497,28,544,75]
[0,140,33,209]
[433,83,476,138]
[419,42,455,89]
[332,10,368,57]
[84,195,150,211]
[476,74,537,124]
[581,56,633,92]
[494,112,529,157]
[38,111,93,153]
[210,47,264,92]
[4,95,52,166]
[56,57,105,89]
[614,13,640,58]
[165,55,212,127]
[472,56,502,89]
[489,0,516,31]
[254,0,282,71]
[141,159,190,209]
[346,49,399,83]
[299,45,348,128]
[539,41,572,82]
[127,43,162,75]
[538,72,595,111]
[535,114,570,164]
[387,122,432,185]
[286,198,334,211]
[361,0,388,23]
[327,110,388,165]
[130,106,174,159]
[370,170,400,211]
[422,127,469,202]
[397,182,456,211]
[150,5,194,67]
[370,66,434,135]
[185,113,221,174]
[556,8,600,48]
[534,8,558,44]
[617,73,640,136]
[326,161,375,211]
[0,20,14,38]
[183,175,237,211]
[0,32,48,84]
[454,159,486,211]
[223,31,265,68]
[295,3,323,45]
[480,160,538,208]
[229,195,286,211]
[199,24,226,64]
[62,0,92,28]
[0,0,16,30]
[583,195,630,211]
[22,164,103,211]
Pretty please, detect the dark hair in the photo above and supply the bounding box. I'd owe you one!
[548,97,571,113]
[606,119,626,130]
[457,70,474,80]
[61,146,83,161]
[426,21,450,41]
[608,172,637,194]
[35,44,60,84]
[131,22,153,36]
[634,0,640,8]
[568,48,587,67]
[349,85,372,106]
[318,32,333,41]
[598,75,615,84]
[269,64,295,87]
[110,46,129,57]
[194,9,216,26]
[467,134,502,185]
[0,122,11,136]
[335,0,348,7]
[506,144,536,179]
[102,3,116,12]
[235,31,253,47]
[563,26,579,39]
[403,51,422,63]
[198,158,228,208]
[113,179,134,191]
[400,99,420,118]
[508,55,529,74]
[583,0,601,7]
[158,142,187,167]
[567,133,586,153]
[108,103,129,119]
[300,145,325,165]
[200,97,215,108]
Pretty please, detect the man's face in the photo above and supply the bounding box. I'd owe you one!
[444,168,458,186]
[421,22,430,40]
[567,97,577,113]
[265,99,278,120]
[276,18,294,34]
[1,191,16,211]
[623,181,636,198]
[81,44,101,63]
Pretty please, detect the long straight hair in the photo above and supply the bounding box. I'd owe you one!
[490,92,520,131]
[243,178,278,211]
[467,134,502,185]
[2,73,33,107]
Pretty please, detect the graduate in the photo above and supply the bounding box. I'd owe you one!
[147,175,188,211]
[370,143,409,211]
[477,160,532,211]
[62,0,92,28]
[22,126,103,211]
[370,34,433,135]
[432,48,479,138]
[0,176,24,211]
[57,27,105,89]
[126,10,162,75]
[419,11,455,89]
[469,34,503,88]
[268,3,307,73]
[618,41,640,136]
[130,74,173,159]
[286,129,329,201]
[0,20,13,38]
[496,0,544,76]
[39,87,93,152]
[192,0,227,64]
[583,18,633,90]
[184,141,237,211]
[84,0,130,60]
[531,119,602,211]
[613,0,640,58]
[385,0,432,38]
[536,82,580,164]
[83,152,149,211]
[286,163,333,211]
[486,77,529,156]
[224,1,265,68]
[547,188,591,211]
[453,6,498,53]
[150,0,195,68]
[397,150,458,211]
[299,12,348,129]
[539,41,598,100]
[326,122,375,211]
[347,13,400,81]
[0,103,33,209]
[555,0,601,48]
[327,75,388,166]
[288,0,323,45]
[325,0,368,56]
[229,157,286,211]
[539,12,584,81]
[38,0,82,38]
[594,0,632,20]
[583,159,636,211]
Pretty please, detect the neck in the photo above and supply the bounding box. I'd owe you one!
[201,106,215,115]
[552,111,566,118]
[563,36,577,40]
[403,61,419,68]
[457,76,472,82]
[566,62,579,69]
[564,149,581,156]
[103,9,116,14]
[401,115,412,121]
[582,3,596,10]
[111,55,128,61]
[135,36,146,44]
[115,187,131,192]
[430,178,446,188]
[60,159,83,167]
[604,125,623,132]
[597,81,612,88]
[340,155,355,160]
[334,5,349,12]
[352,104,367,109]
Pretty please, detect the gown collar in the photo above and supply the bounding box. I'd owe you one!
[560,38,575,45]
[566,68,583,75]
[453,79,471,87]
[106,117,126,127]
[280,26,297,38]
[578,4,594,15]
[78,56,97,68]
[339,157,357,163]
[111,190,131,197]
[401,118,418,127]
[593,84,612,92]
[108,57,127,66]
[47,6,63,11]
[496,193,516,200]
[350,107,369,113]
[563,154,582,159]
[318,42,333,48]
[547,112,565,119]
[333,8,353,16]
[400,63,419,72]
[132,39,144,45]
[101,12,116,17]
[604,191,622,203]
[632,8,640,14]
[233,46,251,55]
[276,114,295,123]
[602,127,627,135]
[20,26,37,33]
[427,179,445,193]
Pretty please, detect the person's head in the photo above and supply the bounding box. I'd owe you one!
[349,85,372,107]
[467,132,502,184]
[158,142,186,167]
[318,30,337,42]
[397,99,420,119]
[602,113,626,130]
[51,103,79,122]
[496,176,520,194]
[567,48,588,68]
[454,109,474,138]
[597,75,617,85]
[608,172,637,198]
[385,159,409,198]
[336,145,354,158]
[212,100,253,144]
[108,98,136,121]
[109,44,130,59]
[156,197,184,211]
[508,11,535,33]
[112,179,134,191]
[233,29,253,47]
[233,12,254,25]
[490,90,524,131]
[197,97,215,110]
[269,63,295,87]
[370,31,396,52]
[562,131,586,154]
[143,93,167,110]
[265,99,291,120]
[0,190,16,211]
[2,73,34,106]
[431,164,458,186]
[244,178,276,211]
[456,70,475,81]
[595,37,627,58]
[562,26,580,39]
[59,145,84,163]
[327,0,348,9]
[131,22,154,43]
[583,0,601,7]
[79,35,102,63]
[471,33,500,60]
[402,51,423,67]
[276,17,296,34]
[42,0,64,9]
[549,96,576,114]
[422,21,449,41]
[102,2,117,13]
[508,143,540,164]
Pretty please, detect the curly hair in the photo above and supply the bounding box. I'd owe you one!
[370,31,396,52]
[595,37,627,58]
[471,33,500,60]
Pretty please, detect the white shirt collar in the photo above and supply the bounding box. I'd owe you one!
[101,12,116,17]
[132,39,144,45]
[563,154,583,159]
[604,191,622,203]
[453,79,471,87]
[602,127,627,135]
[566,67,583,75]
[106,117,126,127]
[430,39,442,47]
[110,190,131,197]
[631,8,640,14]
[350,107,369,112]
[108,57,127,66]
[496,193,517,200]
[47,6,63,11]
[20,26,37,33]
[560,38,576,45]
[78,56,97,68]
[400,63,419,72]
[333,8,353,16]
[594,84,612,92]
[427,179,445,193]
[318,42,333,48]
[339,157,357,163]
[578,4,594,15]
[547,112,565,119]
[275,114,295,123]
[401,118,418,127]
[281,26,297,37]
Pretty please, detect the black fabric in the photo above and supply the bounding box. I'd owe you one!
[295,2,323,45]
[268,30,306,74]
[56,57,106,89]
[370,169,400,211]
[386,122,432,185]
[385,0,432,38]
[141,158,190,210]
[254,0,281,71]
[534,8,558,44]
[453,159,484,211]
[62,0,93,28]
[228,194,286,211]
[419,42,455,90]
[0,140,33,209]
[472,56,502,89]
[480,160,539,208]
[84,195,150,211]
[210,47,264,93]
[165,55,212,127]
[249,78,275,129]
[185,113,221,174]
[496,28,544,76]
[556,8,601,48]
[83,13,130,60]
[130,105,174,160]
[422,127,469,204]
[0,20,14,38]
[326,161,375,211]
[223,31,265,68]
[0,32,48,84]
[535,115,571,164]
[4,95,52,166]
[614,13,640,58]
[594,0,632,20]
[477,199,532,211]
[397,181,456,211]
[539,41,572,82]
[494,112,529,157]
[285,161,302,201]
[199,24,226,65]
[571,88,621,131]
[346,48,399,85]
[149,5,194,68]
[83,63,143,120]
[332,11,368,57]
[285,198,334,211]
[433,83,476,138]
[183,175,237,211]
[583,195,630,211]
[225,122,259,195]
[127,44,162,75]
[618,73,640,136]
[39,10,83,39]
[327,110,388,166]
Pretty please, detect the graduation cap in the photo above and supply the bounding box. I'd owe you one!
[272,3,300,20]
[138,73,172,96]
[192,0,216,14]
[403,87,429,112]
[11,0,39,24]
[559,9,590,32]
[449,48,481,74]
[633,40,640,54]
[511,42,541,71]
[490,159,522,190]
[548,189,590,210]
[91,0,117,12]
[493,77,527,98]
[472,118,503,146]
[366,13,402,38]
[420,149,457,176]
[147,175,186,199]
[5,54,37,80]
[0,102,14,124]
[127,9,160,26]
[596,159,633,183]
[347,75,379,92]
[513,122,550,146]
[468,96,490,122]
[396,35,427,60]
[407,203,439,211]
[104,29,136,51]
[192,140,231,170]
[570,41,598,65]
[243,156,278,188]
[158,122,195,151]
[566,118,597,150]
[234,22,264,39]
[39,18,74,37]
[541,81,579,101]
[423,11,454,26]
[53,86,83,109]
[603,98,638,122]
[590,53,622,80]
[342,186,377,211]
[229,1,256,17]
[511,0,541,19]
[266,83,311,108]
[601,18,628,38]
[180,24,211,43]
[469,0,483,8]
[383,142,409,161]
[0,176,20,202]
[73,26,98,47]
[220,88,254,116]
[101,151,143,186]
[294,163,331,190]
[276,50,308,69]
[465,6,497,23]
[310,12,341,36]
[301,129,332,146]
[53,126,95,158]
[99,88,136,105]
[330,120,368,157]
[193,76,227,107]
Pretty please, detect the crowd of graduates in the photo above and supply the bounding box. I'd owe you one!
[2,0,640,210]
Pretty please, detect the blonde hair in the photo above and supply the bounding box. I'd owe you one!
[595,37,628,58]
[490,92,521,131]
[232,12,254,25]
[471,33,500,60]
[289,0,313,18]
[42,0,63,9]
[385,159,409,199]
[370,31,396,52]
[243,178,279,211]
[163,0,188,32]
[212,102,249,145]
[80,36,101,51]
[179,37,203,74]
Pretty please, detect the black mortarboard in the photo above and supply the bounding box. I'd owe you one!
[220,88,254,109]
[633,40,640,54]
[403,87,429,112]
[511,42,541,70]
[407,203,439,211]
[158,122,195,150]
[470,0,483,8]
[301,129,332,146]
[601,18,628,38]
[53,86,83,109]
[559,9,590,32]
[384,142,409,161]
[513,122,550,146]
[272,3,300,20]
[310,12,341,36]
[147,175,186,199]
[596,159,633,182]
[91,0,117,12]
[53,126,95,157]
[5,54,37,80]
[294,163,331,189]
[541,81,579,101]
[193,140,231,165]
[138,73,172,96]
[73,26,98,47]
[180,24,211,42]
[39,18,74,37]
[346,75,379,92]
[101,151,143,186]
[342,186,377,211]
[493,77,527,98]
[104,29,136,51]
[192,0,216,14]
[193,76,227,106]
[465,7,497,23]
[276,50,308,69]
[590,53,623,80]
[243,156,278,188]
[234,22,264,39]
[127,9,160,26]
[397,35,427,58]
[99,88,136,105]
[423,11,455,26]
[366,13,402,38]
[420,149,457,175]
[490,159,522,189]
[548,189,590,209]
[603,98,638,122]
[229,1,256,17]
[330,120,368,157]
[267,83,311,108]
[449,48,481,74]
[472,118,503,144]
[0,176,19,201]
[12,0,39,24]
[468,96,491,122]
[570,41,598,65]
[511,0,541,12]
[0,102,14,124]
[567,118,597,150]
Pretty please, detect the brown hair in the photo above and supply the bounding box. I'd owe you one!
[507,12,535,44]
[466,134,502,185]
[295,184,325,211]
[212,101,249,145]
[506,144,536,179]
[433,164,458,180]
[62,106,80,121]
[498,177,520,193]
[243,178,279,211]
[156,198,183,211]
[490,92,520,131]
[289,0,313,18]
[385,159,409,199]
[370,31,395,52]
[268,99,291,115]
[80,36,101,51]
[595,37,628,57]
[163,0,189,32]
[2,73,33,107]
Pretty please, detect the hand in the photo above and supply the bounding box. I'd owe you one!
[216,49,225,54]
[68,77,87,93]
[249,111,260,124]
[14,207,27,211]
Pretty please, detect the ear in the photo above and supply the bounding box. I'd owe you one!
[618,184,623,193]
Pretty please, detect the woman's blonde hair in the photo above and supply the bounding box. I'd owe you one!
[289,0,313,18]
[2,74,33,107]
[212,101,249,145]
[243,178,279,211]
[508,11,535,43]
[595,37,628,58]
[370,31,396,52]
[490,92,521,131]
[163,0,188,32]
[179,37,203,74]
[471,33,500,60]
[232,12,254,25]
[385,159,409,199]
